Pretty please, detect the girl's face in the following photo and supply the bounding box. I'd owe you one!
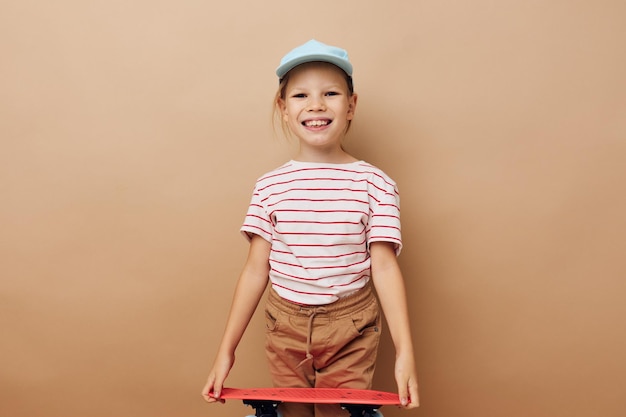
[278,62,357,161]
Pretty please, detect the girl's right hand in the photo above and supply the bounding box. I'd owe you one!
[201,235,271,404]
[201,352,235,403]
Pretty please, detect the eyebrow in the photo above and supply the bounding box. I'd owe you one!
[287,82,346,91]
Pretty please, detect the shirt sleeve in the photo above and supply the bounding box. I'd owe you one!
[240,184,273,242]
[366,179,402,255]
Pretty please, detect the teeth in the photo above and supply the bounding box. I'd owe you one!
[304,120,329,127]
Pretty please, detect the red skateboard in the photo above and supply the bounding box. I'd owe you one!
[215,387,401,417]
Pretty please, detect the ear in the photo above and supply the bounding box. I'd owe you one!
[277,98,288,120]
[347,93,358,120]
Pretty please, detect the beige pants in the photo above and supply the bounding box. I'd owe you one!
[264,283,382,417]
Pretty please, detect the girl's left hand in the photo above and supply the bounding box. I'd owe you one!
[395,353,419,408]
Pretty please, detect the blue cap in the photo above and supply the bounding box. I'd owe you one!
[276,39,353,79]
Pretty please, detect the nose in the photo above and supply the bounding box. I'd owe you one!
[306,95,326,111]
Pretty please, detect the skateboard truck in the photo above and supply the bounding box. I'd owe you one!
[243,399,381,417]
[243,399,280,417]
[341,403,382,417]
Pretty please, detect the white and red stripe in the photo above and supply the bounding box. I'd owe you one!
[241,160,401,305]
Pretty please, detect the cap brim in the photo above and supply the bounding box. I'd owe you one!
[276,54,353,79]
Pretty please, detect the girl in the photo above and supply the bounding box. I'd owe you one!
[202,39,419,417]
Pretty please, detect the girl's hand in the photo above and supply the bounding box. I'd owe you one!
[201,352,235,403]
[395,353,419,409]
[369,242,419,408]
[200,235,271,405]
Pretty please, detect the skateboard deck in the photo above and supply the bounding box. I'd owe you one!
[218,387,401,405]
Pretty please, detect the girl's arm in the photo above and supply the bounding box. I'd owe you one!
[369,241,420,408]
[201,234,271,403]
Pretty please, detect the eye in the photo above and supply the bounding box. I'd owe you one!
[291,93,306,98]
[325,91,341,97]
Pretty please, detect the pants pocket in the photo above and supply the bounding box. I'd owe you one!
[265,303,280,332]
[351,299,381,335]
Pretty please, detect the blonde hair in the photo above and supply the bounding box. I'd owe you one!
[272,63,355,140]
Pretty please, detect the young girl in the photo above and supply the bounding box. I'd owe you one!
[202,39,419,417]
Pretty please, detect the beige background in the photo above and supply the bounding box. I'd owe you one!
[1,1,625,416]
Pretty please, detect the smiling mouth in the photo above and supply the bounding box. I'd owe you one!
[303,119,331,127]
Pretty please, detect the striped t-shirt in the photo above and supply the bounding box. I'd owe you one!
[241,160,402,305]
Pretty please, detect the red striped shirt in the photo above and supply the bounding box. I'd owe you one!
[241,160,401,305]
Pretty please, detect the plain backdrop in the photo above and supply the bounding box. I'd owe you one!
[1,1,625,417]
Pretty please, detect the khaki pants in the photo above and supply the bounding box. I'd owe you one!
[264,283,381,417]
